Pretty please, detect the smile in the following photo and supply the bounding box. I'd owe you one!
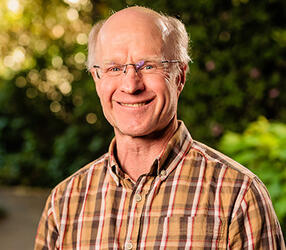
[119,102,148,107]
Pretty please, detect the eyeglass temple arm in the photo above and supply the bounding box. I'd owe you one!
[93,65,101,79]
[161,60,180,64]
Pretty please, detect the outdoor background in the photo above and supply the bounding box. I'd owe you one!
[0,0,285,248]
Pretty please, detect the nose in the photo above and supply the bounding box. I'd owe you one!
[123,63,139,74]
[120,65,144,94]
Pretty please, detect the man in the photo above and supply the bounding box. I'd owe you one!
[35,6,285,250]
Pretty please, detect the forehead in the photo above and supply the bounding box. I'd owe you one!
[95,11,166,63]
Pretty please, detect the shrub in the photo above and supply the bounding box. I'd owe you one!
[219,117,286,236]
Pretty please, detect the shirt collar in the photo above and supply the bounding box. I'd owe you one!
[108,121,193,184]
[155,120,193,175]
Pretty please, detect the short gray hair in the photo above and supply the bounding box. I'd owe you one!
[86,8,191,72]
[87,20,106,70]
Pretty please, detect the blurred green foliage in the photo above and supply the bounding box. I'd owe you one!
[219,116,286,236]
[0,0,285,235]
[0,0,114,186]
[0,0,285,195]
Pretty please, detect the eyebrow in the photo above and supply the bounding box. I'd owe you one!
[137,57,162,62]
[102,61,120,65]
[101,57,162,65]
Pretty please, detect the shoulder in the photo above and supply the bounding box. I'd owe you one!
[188,140,273,218]
[191,140,257,180]
[190,139,272,194]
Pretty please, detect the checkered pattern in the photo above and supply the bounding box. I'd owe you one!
[35,122,285,249]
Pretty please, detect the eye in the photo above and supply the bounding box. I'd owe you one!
[104,65,123,76]
[141,62,157,72]
[109,66,121,72]
[144,64,154,70]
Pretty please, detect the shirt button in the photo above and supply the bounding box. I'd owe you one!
[160,170,167,177]
[135,193,142,202]
[125,241,133,249]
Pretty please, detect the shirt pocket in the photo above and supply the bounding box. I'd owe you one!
[157,214,227,249]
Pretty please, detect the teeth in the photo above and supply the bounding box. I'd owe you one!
[120,102,146,107]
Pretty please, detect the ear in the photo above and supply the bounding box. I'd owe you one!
[90,68,101,95]
[176,63,187,96]
[90,68,99,83]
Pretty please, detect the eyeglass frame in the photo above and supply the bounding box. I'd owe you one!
[92,60,181,79]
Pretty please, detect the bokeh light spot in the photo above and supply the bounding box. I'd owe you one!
[59,80,72,95]
[52,56,63,68]
[50,101,61,112]
[67,8,79,21]
[249,68,261,79]
[7,0,21,13]
[35,40,47,53]
[76,33,88,45]
[269,88,280,99]
[3,56,14,68]
[46,69,58,84]
[38,81,50,93]
[15,76,27,88]
[219,31,231,42]
[26,88,38,98]
[65,0,80,4]
[19,34,30,46]
[74,52,86,64]
[52,25,65,39]
[28,69,40,84]
[48,90,62,101]
[45,16,56,28]
[3,47,26,70]
[205,60,216,72]
[13,47,26,63]
[86,113,97,124]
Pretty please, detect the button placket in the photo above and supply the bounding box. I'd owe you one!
[135,193,142,202]
[159,170,167,177]
[159,169,168,181]
[125,177,147,250]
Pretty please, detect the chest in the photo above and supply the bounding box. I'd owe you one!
[59,175,229,249]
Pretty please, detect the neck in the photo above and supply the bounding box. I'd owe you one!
[114,118,178,181]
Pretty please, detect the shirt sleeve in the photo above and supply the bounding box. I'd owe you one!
[34,192,59,250]
[229,177,285,249]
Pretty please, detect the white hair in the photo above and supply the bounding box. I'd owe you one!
[87,20,106,71]
[86,7,191,72]
[160,15,191,73]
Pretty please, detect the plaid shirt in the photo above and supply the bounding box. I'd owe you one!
[35,121,285,250]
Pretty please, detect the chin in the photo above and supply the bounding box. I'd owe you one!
[115,122,157,138]
[117,127,153,137]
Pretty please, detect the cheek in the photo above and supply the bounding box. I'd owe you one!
[159,79,179,104]
[96,81,115,106]
[163,83,179,114]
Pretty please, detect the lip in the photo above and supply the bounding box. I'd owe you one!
[113,97,155,109]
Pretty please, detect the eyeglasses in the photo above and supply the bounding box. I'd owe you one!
[92,60,181,79]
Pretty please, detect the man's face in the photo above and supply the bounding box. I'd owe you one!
[91,11,184,138]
